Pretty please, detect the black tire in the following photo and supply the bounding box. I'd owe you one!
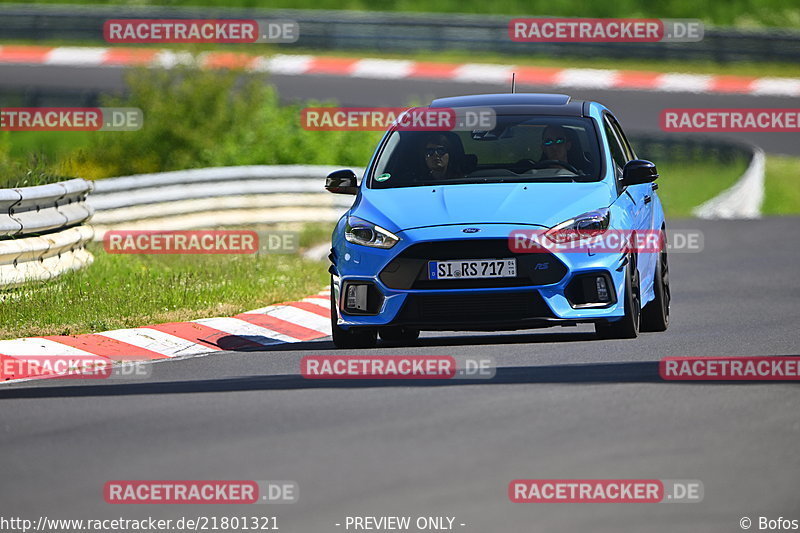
[379,326,421,343]
[641,247,670,332]
[595,257,641,340]
[330,280,377,349]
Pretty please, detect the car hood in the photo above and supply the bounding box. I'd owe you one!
[355,182,616,232]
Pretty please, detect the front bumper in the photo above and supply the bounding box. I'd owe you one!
[331,223,628,331]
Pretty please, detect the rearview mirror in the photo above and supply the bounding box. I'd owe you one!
[622,159,659,186]
[325,169,358,195]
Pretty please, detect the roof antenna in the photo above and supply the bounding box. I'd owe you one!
[511,72,516,93]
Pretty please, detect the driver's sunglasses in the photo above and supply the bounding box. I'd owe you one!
[542,137,566,146]
[425,147,449,158]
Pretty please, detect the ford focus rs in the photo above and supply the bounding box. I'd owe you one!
[325,93,670,348]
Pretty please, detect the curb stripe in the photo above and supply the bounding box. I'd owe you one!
[0,353,111,381]
[2,45,798,97]
[408,61,461,79]
[1,289,335,384]
[101,47,160,66]
[288,300,332,318]
[556,68,618,89]
[234,313,327,341]
[453,63,513,84]
[710,75,759,94]
[656,73,713,93]
[146,322,265,351]
[307,56,359,75]
[301,297,331,309]
[0,45,53,63]
[514,65,562,86]
[612,71,662,90]
[351,59,414,79]
[41,335,169,361]
[97,328,213,358]
[44,47,109,66]
[201,51,258,70]
[193,316,300,345]
[264,305,331,335]
[255,54,313,74]
[0,338,95,357]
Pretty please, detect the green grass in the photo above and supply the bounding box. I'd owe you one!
[6,131,94,160]
[763,155,800,215]
[653,158,749,217]
[6,0,800,29]
[0,223,333,339]
[0,131,72,187]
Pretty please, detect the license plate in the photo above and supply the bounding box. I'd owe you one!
[428,258,517,280]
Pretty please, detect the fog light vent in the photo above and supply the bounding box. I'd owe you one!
[596,276,610,302]
[346,284,368,312]
[565,272,616,308]
[341,281,384,315]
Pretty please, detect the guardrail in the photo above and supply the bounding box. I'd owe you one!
[0,179,95,289]
[630,133,755,165]
[0,4,798,64]
[693,148,765,219]
[88,165,363,238]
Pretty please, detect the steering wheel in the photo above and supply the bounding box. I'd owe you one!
[532,159,581,174]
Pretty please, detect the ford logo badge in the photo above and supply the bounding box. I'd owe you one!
[462,228,480,233]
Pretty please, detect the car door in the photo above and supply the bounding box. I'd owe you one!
[602,113,656,277]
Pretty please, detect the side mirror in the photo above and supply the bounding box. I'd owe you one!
[325,169,358,195]
[622,159,659,186]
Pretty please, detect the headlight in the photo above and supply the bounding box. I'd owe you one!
[345,216,400,249]
[545,208,610,244]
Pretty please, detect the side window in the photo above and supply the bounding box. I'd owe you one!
[602,115,627,176]
[608,115,635,161]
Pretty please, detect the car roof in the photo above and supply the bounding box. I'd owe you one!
[429,93,586,116]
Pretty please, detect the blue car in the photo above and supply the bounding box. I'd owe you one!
[325,93,670,348]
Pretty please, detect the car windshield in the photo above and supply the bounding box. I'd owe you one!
[369,115,602,189]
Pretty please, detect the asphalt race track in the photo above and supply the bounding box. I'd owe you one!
[1,216,799,531]
[2,54,799,531]
[1,62,799,156]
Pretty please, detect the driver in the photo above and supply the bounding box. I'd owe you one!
[539,125,575,170]
[423,133,461,180]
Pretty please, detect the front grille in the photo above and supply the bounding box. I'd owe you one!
[397,291,554,324]
[380,238,568,290]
